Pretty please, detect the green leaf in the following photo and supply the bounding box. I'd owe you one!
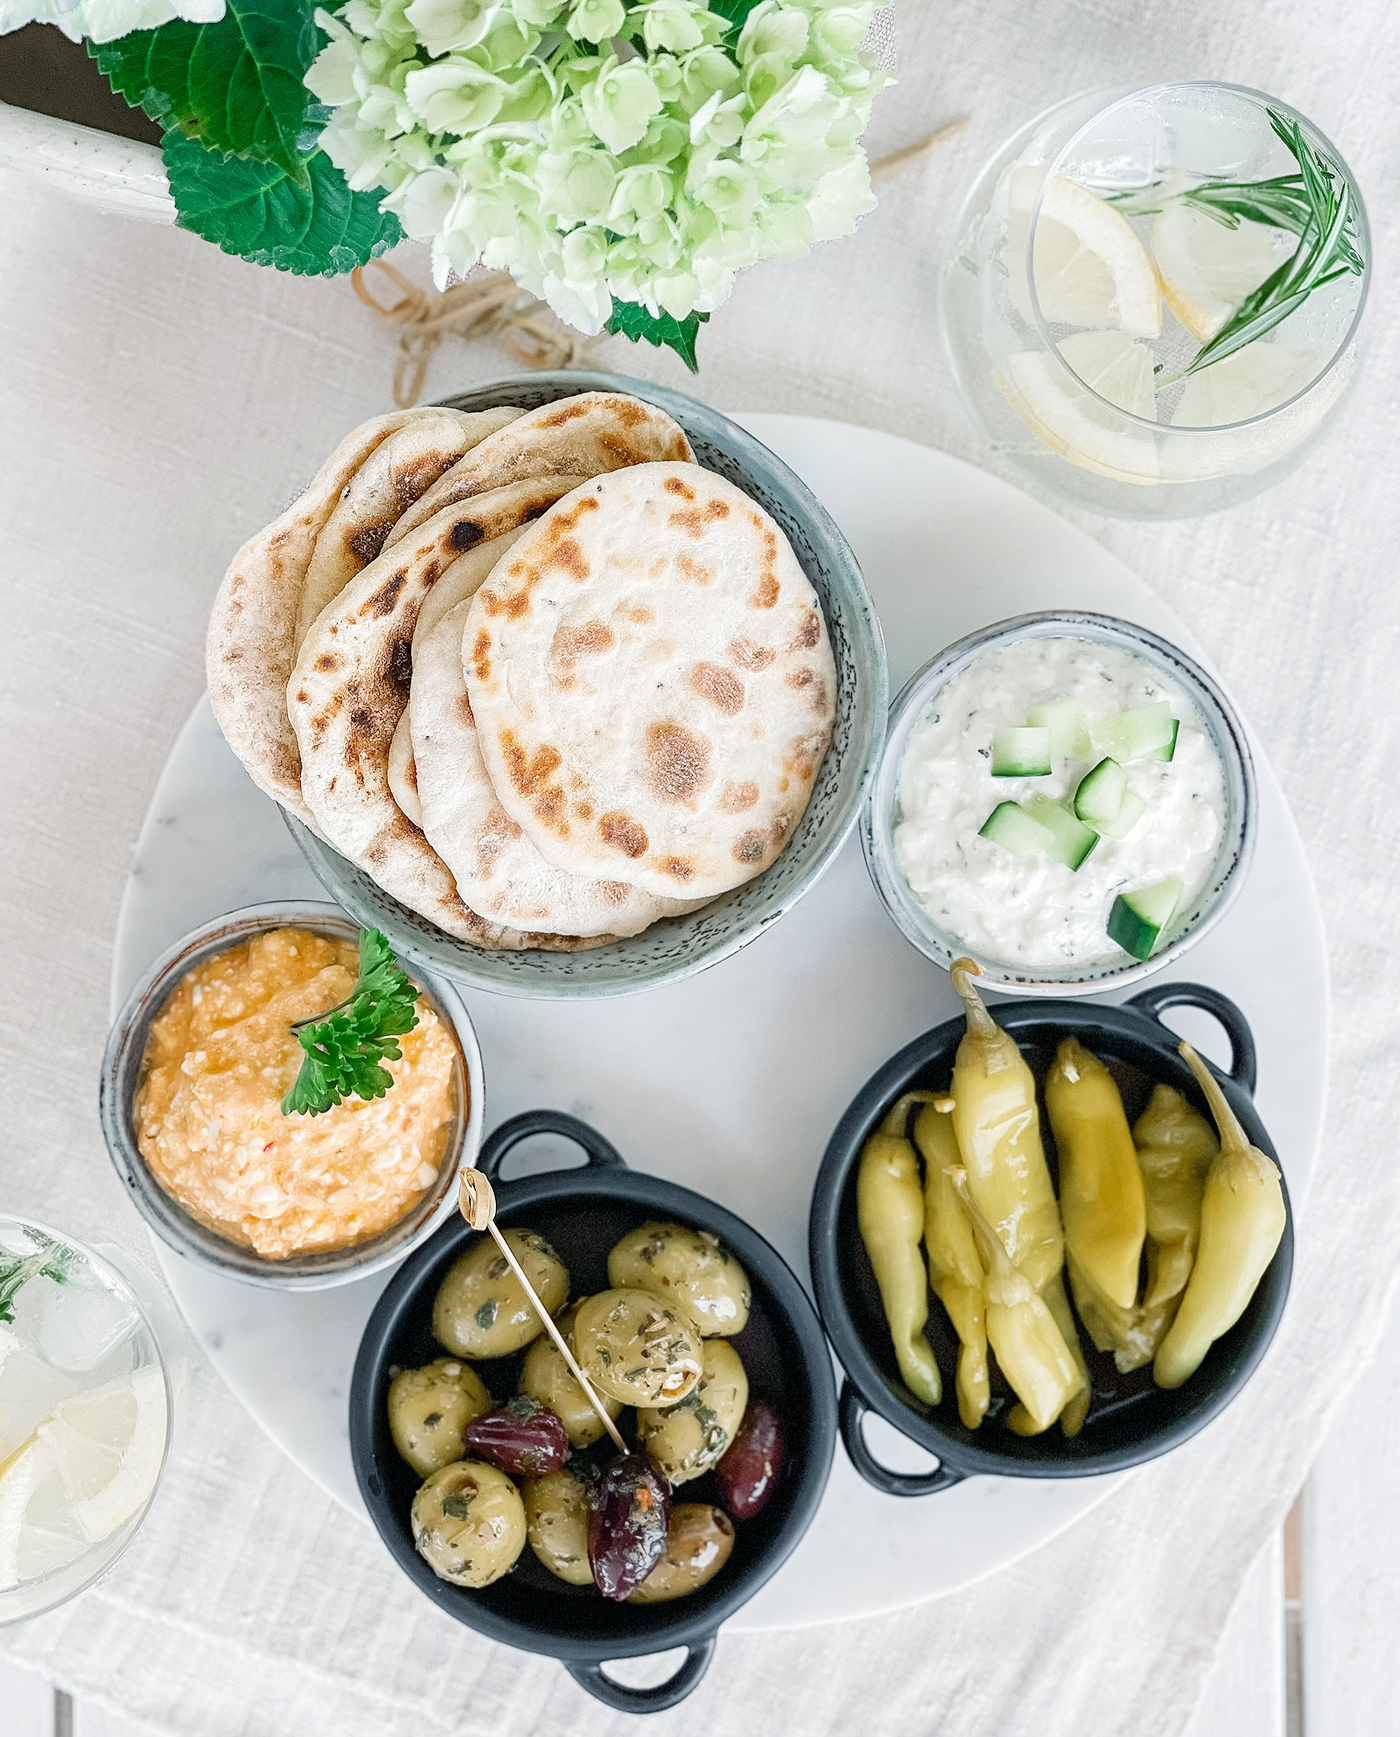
[92,1,319,182]
[605,298,709,372]
[164,131,404,278]
[281,928,421,1115]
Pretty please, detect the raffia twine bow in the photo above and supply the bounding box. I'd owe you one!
[350,260,612,408]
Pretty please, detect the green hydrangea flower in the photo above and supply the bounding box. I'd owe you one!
[308,0,889,337]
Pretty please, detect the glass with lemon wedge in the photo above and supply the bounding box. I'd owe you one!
[0,1217,180,1622]
[939,82,1369,517]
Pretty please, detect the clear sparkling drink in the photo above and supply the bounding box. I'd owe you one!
[939,82,1369,519]
[0,1219,176,1622]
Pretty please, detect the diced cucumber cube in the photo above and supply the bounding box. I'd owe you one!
[1027,700,1091,759]
[1107,876,1183,961]
[1073,757,1127,827]
[1093,702,1175,762]
[991,726,1052,777]
[1097,789,1147,840]
[1138,718,1180,763]
[1022,794,1099,870]
[978,800,1055,859]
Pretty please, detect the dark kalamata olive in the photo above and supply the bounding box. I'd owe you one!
[714,1400,786,1519]
[463,1396,572,1476]
[587,1452,671,1601]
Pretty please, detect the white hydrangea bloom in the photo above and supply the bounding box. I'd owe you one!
[402,0,503,56]
[302,0,891,334]
[1,0,223,43]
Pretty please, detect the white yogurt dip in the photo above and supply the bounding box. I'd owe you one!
[892,636,1226,970]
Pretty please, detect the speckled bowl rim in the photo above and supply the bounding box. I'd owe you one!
[861,610,1257,994]
[287,370,888,1000]
[98,901,485,1289]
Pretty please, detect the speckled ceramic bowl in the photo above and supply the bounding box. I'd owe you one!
[98,901,483,1289]
[287,370,887,1000]
[861,611,1256,995]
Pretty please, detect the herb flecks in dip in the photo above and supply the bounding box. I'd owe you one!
[893,637,1225,970]
[133,928,456,1257]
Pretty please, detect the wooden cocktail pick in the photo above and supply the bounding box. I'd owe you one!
[457,1168,627,1454]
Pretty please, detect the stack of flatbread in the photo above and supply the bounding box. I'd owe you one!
[207,392,837,952]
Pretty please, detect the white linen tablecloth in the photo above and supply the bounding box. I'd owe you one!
[3,2,1399,1732]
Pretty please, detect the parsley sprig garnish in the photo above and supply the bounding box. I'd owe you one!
[281,929,420,1117]
[1107,109,1364,385]
[0,1232,78,1326]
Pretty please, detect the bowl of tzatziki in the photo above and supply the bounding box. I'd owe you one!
[863,613,1256,993]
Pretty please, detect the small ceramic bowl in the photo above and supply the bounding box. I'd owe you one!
[809,982,1292,1494]
[351,1109,837,1713]
[288,368,887,1000]
[862,611,1257,995]
[98,901,483,1290]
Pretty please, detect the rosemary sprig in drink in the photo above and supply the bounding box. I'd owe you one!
[1110,109,1364,386]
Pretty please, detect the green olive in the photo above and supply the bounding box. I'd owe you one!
[573,1288,704,1407]
[519,1299,623,1448]
[637,1339,748,1485]
[388,1358,492,1476]
[627,1505,735,1604]
[411,1460,526,1588]
[608,1222,752,1337]
[523,1465,597,1586]
[433,1229,569,1359]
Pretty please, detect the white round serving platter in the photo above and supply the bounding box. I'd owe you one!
[111,413,1327,1631]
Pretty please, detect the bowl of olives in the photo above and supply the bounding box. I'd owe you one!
[350,1109,837,1713]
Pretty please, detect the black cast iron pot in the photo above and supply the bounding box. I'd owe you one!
[352,1110,837,1712]
[808,983,1293,1495]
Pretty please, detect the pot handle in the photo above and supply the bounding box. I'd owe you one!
[477,1109,628,1183]
[1124,982,1257,1095]
[565,1638,717,1712]
[839,1380,965,1497]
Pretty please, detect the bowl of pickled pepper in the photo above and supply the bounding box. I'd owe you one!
[808,970,1292,1495]
[350,1109,837,1712]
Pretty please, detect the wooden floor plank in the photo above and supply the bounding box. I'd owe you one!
[1182,1531,1286,1737]
[1304,1296,1400,1737]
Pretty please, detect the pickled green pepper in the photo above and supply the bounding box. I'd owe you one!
[857,1092,942,1406]
[949,960,1064,1292]
[1045,1037,1147,1312]
[1154,1043,1286,1390]
[913,1100,989,1429]
[951,1169,1083,1434]
[1134,1084,1218,1308]
[1067,1248,1173,1374]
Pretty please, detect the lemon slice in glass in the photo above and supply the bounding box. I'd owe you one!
[1005,167,1161,337]
[0,1434,48,1590]
[1172,342,1332,426]
[1153,201,1285,342]
[999,331,1159,484]
[37,1368,166,1543]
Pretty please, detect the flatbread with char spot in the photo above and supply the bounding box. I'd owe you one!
[206,409,423,824]
[386,709,422,827]
[411,599,709,937]
[386,525,532,829]
[385,392,695,550]
[463,463,836,901]
[287,476,611,950]
[294,406,521,652]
